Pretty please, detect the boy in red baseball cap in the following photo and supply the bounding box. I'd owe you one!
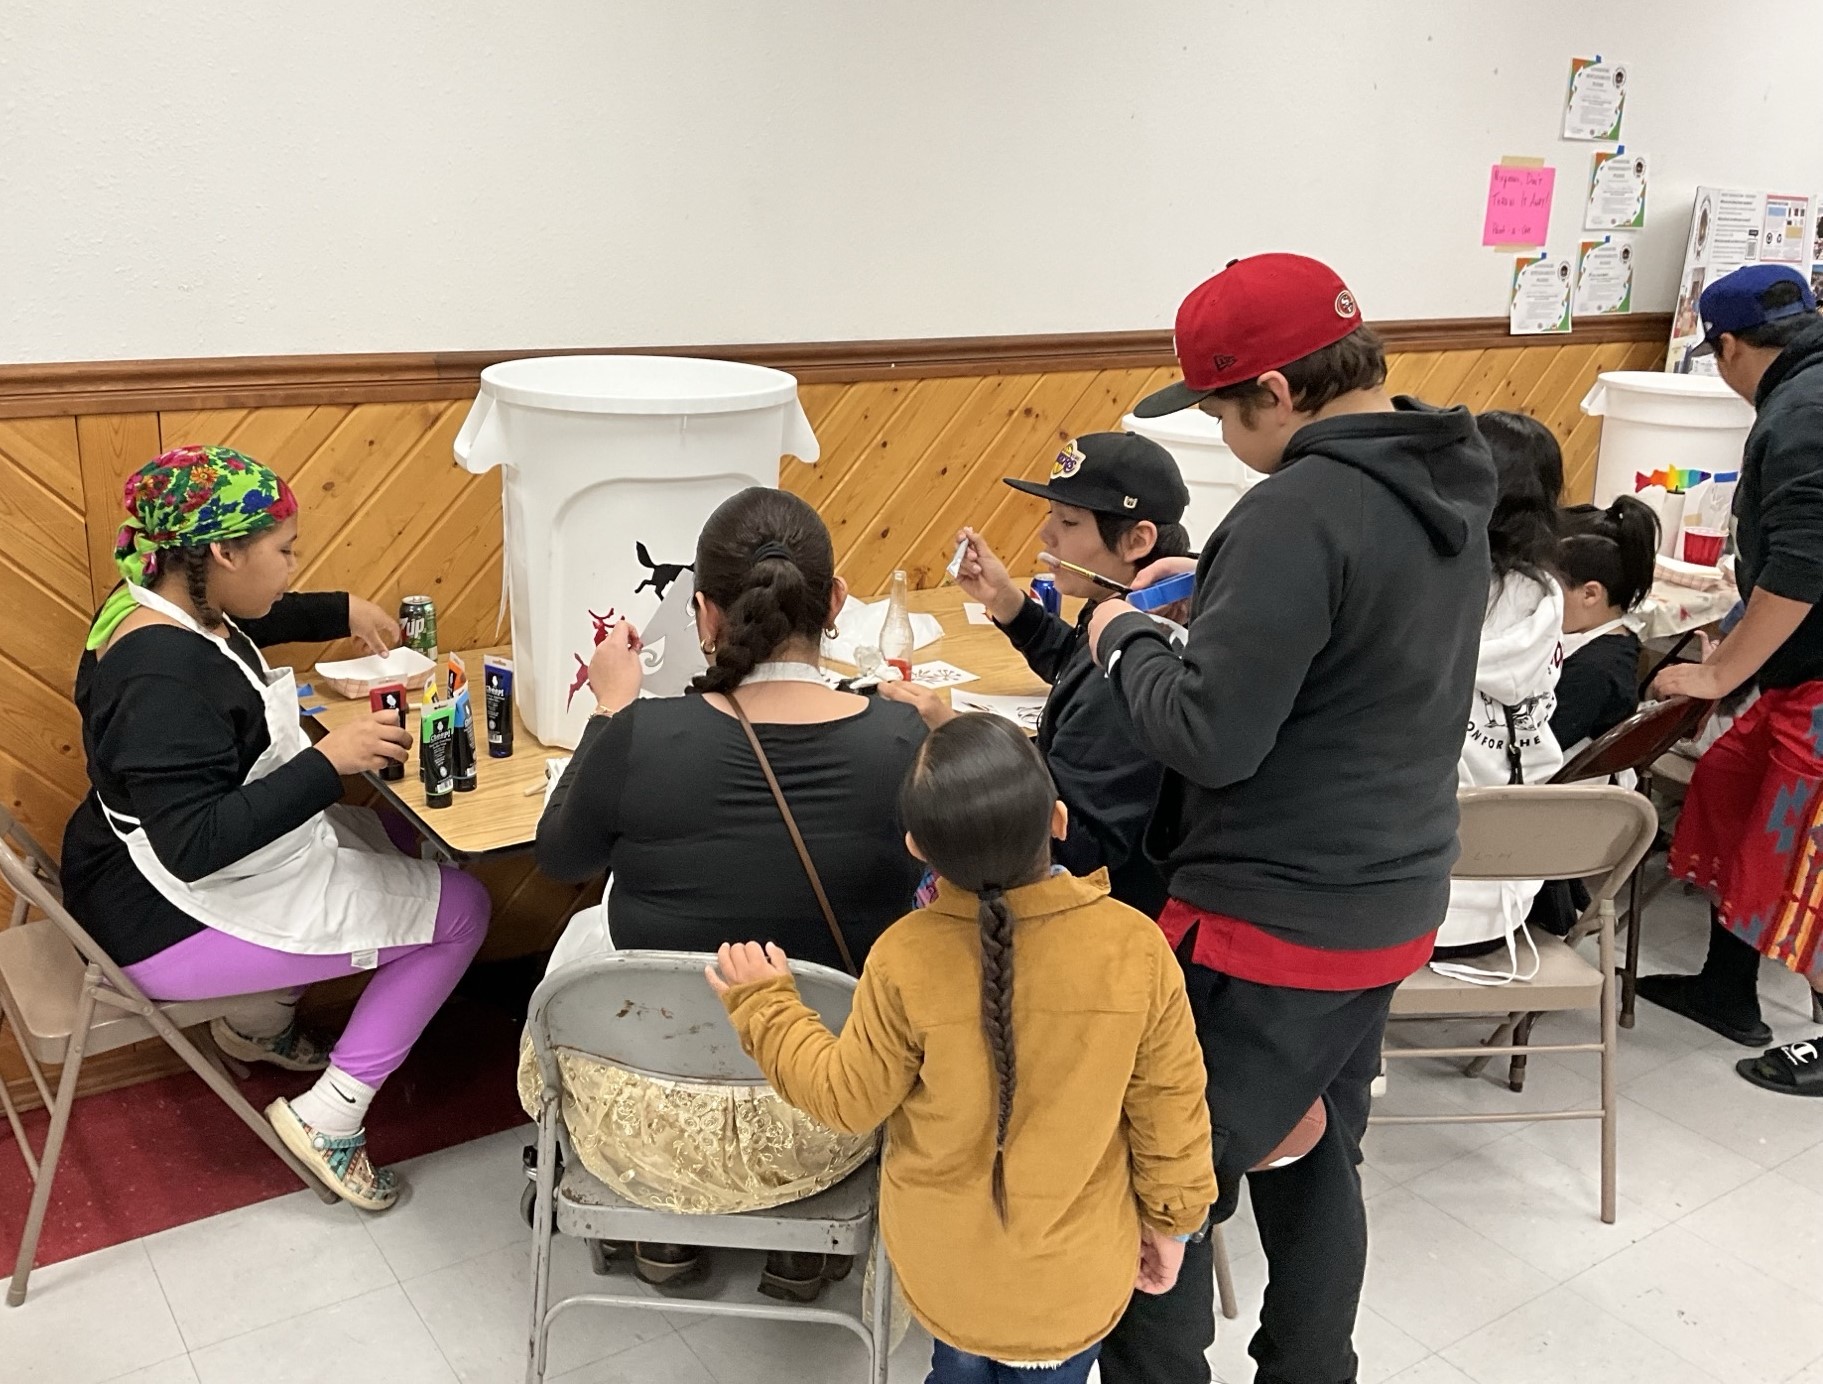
[1087,255,1497,1384]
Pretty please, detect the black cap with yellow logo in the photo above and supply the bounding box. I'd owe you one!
[1003,432,1189,524]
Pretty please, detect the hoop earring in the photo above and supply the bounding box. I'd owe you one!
[700,642,716,657]
[824,625,839,638]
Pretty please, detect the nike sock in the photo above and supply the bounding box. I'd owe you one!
[289,1065,378,1138]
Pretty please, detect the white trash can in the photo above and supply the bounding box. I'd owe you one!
[455,356,819,750]
[1121,409,1262,551]
[1580,371,1754,507]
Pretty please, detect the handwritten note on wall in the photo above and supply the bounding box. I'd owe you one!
[1482,165,1556,248]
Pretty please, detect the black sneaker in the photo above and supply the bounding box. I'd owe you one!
[1635,973,1773,1047]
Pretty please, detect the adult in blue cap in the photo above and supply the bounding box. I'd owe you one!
[1646,263,1823,1096]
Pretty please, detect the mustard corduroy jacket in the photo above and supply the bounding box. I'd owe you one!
[720,869,1216,1362]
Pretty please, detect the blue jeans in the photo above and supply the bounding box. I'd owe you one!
[927,1340,1101,1384]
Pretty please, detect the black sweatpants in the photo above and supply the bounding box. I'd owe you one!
[1099,959,1397,1384]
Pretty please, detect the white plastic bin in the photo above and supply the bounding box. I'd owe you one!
[1121,409,1262,550]
[1580,371,1754,507]
[455,356,819,750]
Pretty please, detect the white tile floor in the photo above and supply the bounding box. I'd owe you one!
[5,881,1823,1384]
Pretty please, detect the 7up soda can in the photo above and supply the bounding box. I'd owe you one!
[399,596,438,657]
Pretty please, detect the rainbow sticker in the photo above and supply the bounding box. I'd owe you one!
[1636,467,1711,495]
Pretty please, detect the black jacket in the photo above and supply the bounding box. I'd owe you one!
[999,597,1168,916]
[61,592,352,966]
[1096,400,1496,952]
[1735,319,1823,690]
[1550,628,1641,750]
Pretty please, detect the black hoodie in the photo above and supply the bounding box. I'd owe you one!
[1096,398,1497,953]
[1734,319,1823,690]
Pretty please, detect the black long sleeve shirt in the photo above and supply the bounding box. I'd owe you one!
[998,597,1168,916]
[61,592,351,965]
[536,693,927,971]
[1549,629,1641,751]
[1735,321,1823,690]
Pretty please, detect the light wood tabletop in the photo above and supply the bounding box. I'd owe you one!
[307,587,1057,859]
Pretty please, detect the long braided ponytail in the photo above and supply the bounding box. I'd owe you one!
[899,714,1057,1226]
[977,886,1018,1220]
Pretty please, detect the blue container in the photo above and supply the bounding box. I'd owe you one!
[1125,570,1197,612]
[1031,573,1060,616]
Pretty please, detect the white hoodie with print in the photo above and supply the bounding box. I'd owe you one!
[1436,572,1566,950]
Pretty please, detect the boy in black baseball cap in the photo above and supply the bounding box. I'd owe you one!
[1085,255,1497,1384]
[881,432,1192,915]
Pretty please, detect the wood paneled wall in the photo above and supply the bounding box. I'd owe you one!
[0,321,1666,1105]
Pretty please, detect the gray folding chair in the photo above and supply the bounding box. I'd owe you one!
[1371,785,1658,1223]
[524,952,893,1384]
[0,806,334,1305]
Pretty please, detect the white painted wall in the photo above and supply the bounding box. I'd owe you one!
[4,1,1822,361]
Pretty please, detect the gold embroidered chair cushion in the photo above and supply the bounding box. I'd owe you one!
[517,1035,875,1214]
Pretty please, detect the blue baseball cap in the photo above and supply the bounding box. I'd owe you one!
[1692,263,1817,355]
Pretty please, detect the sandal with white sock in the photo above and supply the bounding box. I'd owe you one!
[211,1018,332,1072]
[266,1099,400,1211]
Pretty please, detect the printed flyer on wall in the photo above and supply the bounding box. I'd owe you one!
[1562,56,1627,141]
[1667,186,1820,372]
[1585,150,1647,230]
[1510,254,1573,335]
[1575,238,1634,315]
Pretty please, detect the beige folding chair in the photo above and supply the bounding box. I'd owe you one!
[1371,785,1658,1223]
[0,805,334,1306]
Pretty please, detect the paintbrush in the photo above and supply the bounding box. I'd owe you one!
[1037,551,1133,596]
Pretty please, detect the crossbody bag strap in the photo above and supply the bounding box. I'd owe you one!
[725,691,858,976]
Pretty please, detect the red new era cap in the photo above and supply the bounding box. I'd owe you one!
[1133,254,1365,418]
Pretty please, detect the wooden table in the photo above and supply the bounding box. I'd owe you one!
[307,588,1052,859]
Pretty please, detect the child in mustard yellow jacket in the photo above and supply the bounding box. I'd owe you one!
[708,714,1216,1383]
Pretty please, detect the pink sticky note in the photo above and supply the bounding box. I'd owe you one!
[1482,165,1556,247]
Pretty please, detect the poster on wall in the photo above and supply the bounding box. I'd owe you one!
[1575,238,1635,315]
[1667,186,1820,372]
[1510,254,1573,335]
[1585,150,1648,230]
[1562,57,1627,141]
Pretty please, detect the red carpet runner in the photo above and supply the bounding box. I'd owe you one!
[0,996,526,1273]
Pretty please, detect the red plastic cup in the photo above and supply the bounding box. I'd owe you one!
[1683,527,1725,566]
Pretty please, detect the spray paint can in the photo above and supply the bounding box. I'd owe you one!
[1031,573,1060,617]
[399,596,438,658]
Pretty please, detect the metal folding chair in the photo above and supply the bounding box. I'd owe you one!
[0,805,334,1306]
[1551,694,1711,1027]
[1373,786,1658,1223]
[523,952,893,1384]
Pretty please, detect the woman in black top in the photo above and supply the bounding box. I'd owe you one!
[537,488,926,968]
[534,487,925,1296]
[880,433,1192,916]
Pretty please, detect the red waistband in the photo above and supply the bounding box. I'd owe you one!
[1159,899,1436,991]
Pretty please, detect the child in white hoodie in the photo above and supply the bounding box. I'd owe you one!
[1433,412,1565,971]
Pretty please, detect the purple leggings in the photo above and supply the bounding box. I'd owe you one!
[123,866,490,1086]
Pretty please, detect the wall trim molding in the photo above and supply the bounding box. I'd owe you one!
[0,314,1672,418]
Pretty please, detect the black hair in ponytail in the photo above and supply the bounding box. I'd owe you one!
[898,714,1056,1223]
[690,488,837,695]
[1560,496,1660,612]
[1476,410,1563,589]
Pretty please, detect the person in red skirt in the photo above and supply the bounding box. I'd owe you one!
[1645,264,1823,1097]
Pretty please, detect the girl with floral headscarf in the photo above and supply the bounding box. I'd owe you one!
[62,446,490,1210]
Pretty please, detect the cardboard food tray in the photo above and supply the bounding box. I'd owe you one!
[313,647,438,699]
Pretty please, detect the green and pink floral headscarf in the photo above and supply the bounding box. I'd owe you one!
[86,446,299,649]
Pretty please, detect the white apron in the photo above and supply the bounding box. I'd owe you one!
[101,585,441,959]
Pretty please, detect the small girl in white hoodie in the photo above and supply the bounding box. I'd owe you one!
[1433,412,1566,971]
